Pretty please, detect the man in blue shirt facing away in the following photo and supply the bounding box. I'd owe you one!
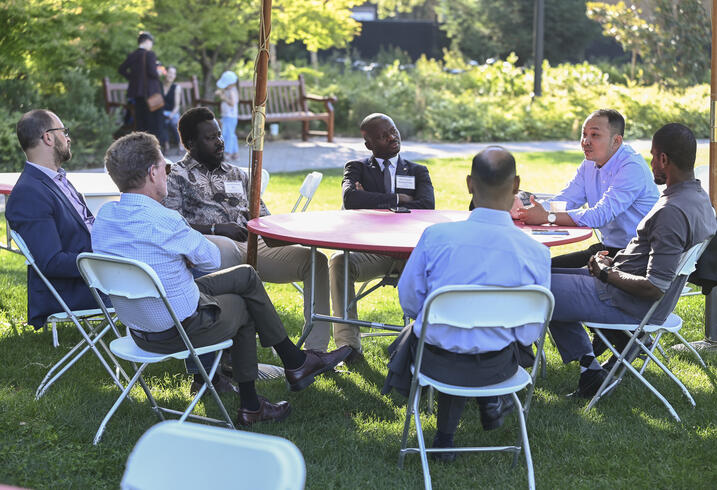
[92,132,350,427]
[517,109,659,268]
[383,147,550,460]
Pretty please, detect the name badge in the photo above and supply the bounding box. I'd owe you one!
[224,181,244,195]
[395,175,415,190]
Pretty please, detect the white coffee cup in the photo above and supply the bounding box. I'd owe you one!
[550,201,567,213]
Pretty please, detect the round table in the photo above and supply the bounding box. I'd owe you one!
[248,209,593,344]
[248,209,593,259]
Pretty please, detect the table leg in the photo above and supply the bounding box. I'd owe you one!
[296,246,317,349]
[343,249,350,321]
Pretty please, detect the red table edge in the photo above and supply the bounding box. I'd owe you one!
[247,213,594,259]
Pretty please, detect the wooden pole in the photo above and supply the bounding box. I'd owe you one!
[246,0,272,268]
[532,0,544,97]
[705,0,717,342]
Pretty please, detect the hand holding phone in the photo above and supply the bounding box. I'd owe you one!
[390,206,410,213]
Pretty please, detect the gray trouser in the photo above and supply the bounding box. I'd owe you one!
[205,235,331,351]
[329,251,403,350]
[132,265,287,383]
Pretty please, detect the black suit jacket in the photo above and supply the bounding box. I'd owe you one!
[342,155,435,210]
[6,164,98,328]
[118,48,161,99]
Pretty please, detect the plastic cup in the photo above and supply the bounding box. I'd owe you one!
[550,201,567,213]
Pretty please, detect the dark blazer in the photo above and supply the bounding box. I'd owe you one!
[118,48,161,99]
[6,164,98,328]
[342,155,435,210]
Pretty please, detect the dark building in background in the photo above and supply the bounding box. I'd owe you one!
[348,20,448,61]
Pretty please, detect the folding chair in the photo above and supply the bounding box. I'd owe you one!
[238,166,270,196]
[9,230,128,400]
[290,171,323,295]
[398,285,554,490]
[584,237,714,422]
[76,252,236,445]
[121,420,306,490]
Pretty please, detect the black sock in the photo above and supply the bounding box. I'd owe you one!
[238,381,260,411]
[433,430,454,447]
[194,373,218,385]
[273,337,307,370]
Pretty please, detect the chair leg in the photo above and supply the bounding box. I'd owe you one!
[673,331,707,368]
[412,387,432,490]
[426,386,434,415]
[186,351,235,429]
[35,340,91,399]
[512,393,535,490]
[94,363,149,445]
[398,384,420,469]
[636,339,695,407]
[51,321,58,348]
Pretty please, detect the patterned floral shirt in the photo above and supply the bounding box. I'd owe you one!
[164,154,269,229]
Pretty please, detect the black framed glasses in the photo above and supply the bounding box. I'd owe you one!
[147,161,172,175]
[46,127,70,137]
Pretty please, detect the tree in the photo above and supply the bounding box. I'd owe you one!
[435,0,602,65]
[587,0,709,87]
[148,0,364,96]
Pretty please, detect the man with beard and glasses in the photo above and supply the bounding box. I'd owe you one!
[164,107,337,355]
[547,123,716,398]
[6,109,100,329]
[331,113,435,363]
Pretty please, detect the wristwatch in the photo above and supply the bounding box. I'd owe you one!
[598,266,612,283]
[210,223,216,235]
[547,212,557,224]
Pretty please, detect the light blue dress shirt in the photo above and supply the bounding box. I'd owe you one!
[91,193,220,332]
[398,207,551,354]
[547,144,659,248]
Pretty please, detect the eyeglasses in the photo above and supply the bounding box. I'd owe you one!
[147,161,172,175]
[46,127,70,137]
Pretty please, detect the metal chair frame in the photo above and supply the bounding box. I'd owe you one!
[10,230,128,400]
[398,285,555,490]
[584,237,714,422]
[76,252,236,444]
[289,172,323,296]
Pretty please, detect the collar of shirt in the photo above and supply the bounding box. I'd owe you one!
[118,191,165,209]
[377,155,398,171]
[182,154,233,175]
[26,160,62,180]
[592,144,625,171]
[467,206,514,226]
[662,179,702,197]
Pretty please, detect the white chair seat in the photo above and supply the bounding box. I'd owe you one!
[585,312,682,334]
[415,366,532,398]
[110,336,233,364]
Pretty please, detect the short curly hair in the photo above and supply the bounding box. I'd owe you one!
[178,107,216,149]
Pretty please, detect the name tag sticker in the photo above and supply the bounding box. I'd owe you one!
[396,175,415,190]
[224,181,244,195]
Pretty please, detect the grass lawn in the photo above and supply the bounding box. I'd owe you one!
[1,151,716,489]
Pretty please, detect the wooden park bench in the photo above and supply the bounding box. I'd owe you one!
[234,75,337,142]
[102,76,209,130]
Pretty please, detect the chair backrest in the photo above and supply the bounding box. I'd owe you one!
[238,166,270,196]
[292,171,323,213]
[121,420,306,490]
[695,165,710,194]
[422,285,554,330]
[77,253,165,300]
[675,237,714,278]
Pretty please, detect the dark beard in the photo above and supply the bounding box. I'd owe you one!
[195,147,223,169]
[53,144,71,165]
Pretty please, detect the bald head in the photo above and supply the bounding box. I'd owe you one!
[467,146,519,211]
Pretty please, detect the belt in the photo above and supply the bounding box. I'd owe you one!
[130,327,178,342]
[424,342,512,360]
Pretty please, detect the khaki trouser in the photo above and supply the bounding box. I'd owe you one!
[329,251,403,350]
[205,235,331,351]
[132,265,287,383]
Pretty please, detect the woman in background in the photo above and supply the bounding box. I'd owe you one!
[215,70,239,161]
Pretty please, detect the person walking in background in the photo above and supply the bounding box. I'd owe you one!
[118,31,163,140]
[160,66,181,153]
[215,71,239,161]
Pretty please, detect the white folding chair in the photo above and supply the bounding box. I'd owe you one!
[398,285,554,490]
[76,252,236,445]
[10,230,128,400]
[238,166,270,196]
[584,237,714,422]
[121,420,306,490]
[291,171,323,213]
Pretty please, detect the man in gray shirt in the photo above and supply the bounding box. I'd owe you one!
[548,123,716,398]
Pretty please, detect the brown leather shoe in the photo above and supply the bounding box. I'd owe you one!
[342,348,365,365]
[190,373,239,396]
[285,345,352,391]
[236,396,291,426]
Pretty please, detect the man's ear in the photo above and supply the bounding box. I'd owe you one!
[612,133,623,151]
[513,175,520,195]
[466,174,473,194]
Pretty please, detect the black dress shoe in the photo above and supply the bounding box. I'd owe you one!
[569,368,608,398]
[342,348,365,365]
[236,396,291,426]
[285,345,352,391]
[430,433,456,462]
[478,395,516,431]
[190,373,239,396]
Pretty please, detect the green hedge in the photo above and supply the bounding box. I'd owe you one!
[295,53,709,142]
